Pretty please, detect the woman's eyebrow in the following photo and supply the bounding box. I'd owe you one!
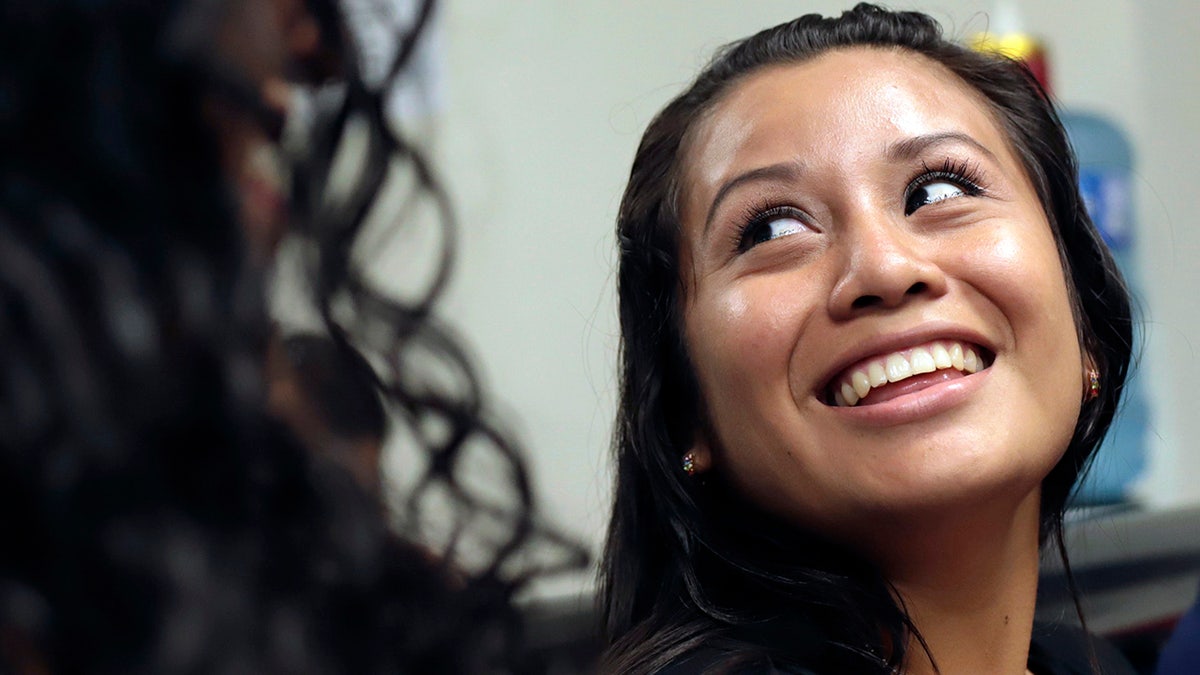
[704,162,804,235]
[886,131,998,163]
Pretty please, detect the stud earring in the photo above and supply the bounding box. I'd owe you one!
[682,451,696,476]
[1086,368,1101,401]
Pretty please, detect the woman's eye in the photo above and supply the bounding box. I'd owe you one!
[742,212,807,249]
[904,179,967,215]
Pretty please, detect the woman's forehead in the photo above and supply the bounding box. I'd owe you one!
[678,48,1009,218]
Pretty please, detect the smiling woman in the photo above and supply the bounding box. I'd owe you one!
[601,4,1134,675]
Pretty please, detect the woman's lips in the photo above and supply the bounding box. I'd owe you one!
[824,339,993,407]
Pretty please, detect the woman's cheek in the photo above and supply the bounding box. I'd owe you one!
[960,224,1064,318]
[711,281,797,361]
[689,285,761,393]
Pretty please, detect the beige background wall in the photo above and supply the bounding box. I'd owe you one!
[387,0,1200,596]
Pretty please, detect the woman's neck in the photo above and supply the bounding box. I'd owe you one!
[874,489,1044,675]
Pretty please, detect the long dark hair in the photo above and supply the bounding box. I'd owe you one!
[600,4,1131,673]
[0,0,582,671]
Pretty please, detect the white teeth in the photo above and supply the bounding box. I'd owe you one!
[885,353,913,383]
[931,343,952,369]
[868,362,888,387]
[830,341,988,407]
[963,348,980,374]
[949,343,965,370]
[910,347,936,375]
[851,371,871,399]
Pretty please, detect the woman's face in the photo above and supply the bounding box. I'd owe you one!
[207,0,328,261]
[678,48,1083,541]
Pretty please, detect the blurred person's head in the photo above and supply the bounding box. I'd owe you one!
[0,0,582,671]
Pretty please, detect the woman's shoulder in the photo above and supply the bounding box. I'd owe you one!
[657,624,1137,675]
[1028,623,1137,675]
[656,647,820,675]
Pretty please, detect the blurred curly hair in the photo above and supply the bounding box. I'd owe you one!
[0,0,584,672]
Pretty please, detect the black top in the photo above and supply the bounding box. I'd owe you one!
[1026,623,1136,675]
[659,623,1136,675]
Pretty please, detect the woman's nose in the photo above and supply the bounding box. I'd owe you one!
[827,212,948,319]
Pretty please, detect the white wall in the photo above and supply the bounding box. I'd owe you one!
[405,0,1200,595]
[1128,0,1200,510]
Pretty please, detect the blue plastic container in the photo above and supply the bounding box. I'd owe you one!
[1063,110,1149,504]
